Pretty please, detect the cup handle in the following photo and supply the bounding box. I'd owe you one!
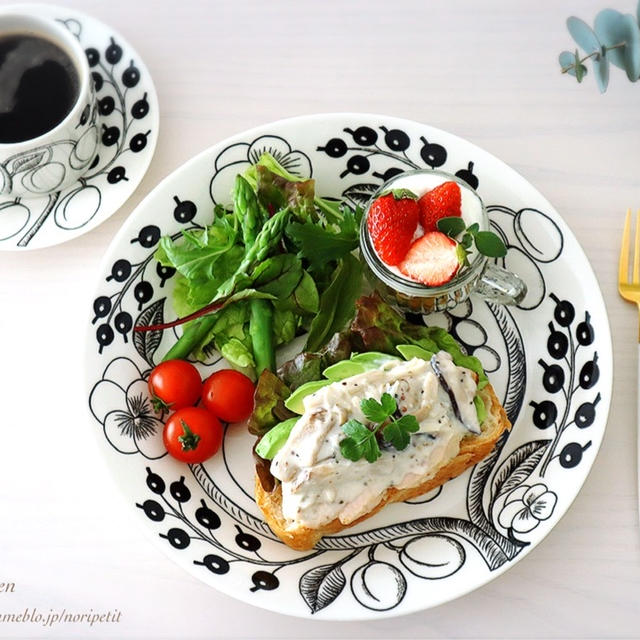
[475,262,527,305]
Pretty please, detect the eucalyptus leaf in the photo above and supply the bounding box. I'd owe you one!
[621,13,640,81]
[591,48,610,93]
[567,16,601,53]
[573,49,586,82]
[594,9,628,69]
[559,50,576,73]
[593,11,640,81]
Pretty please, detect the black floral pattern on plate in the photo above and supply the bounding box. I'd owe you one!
[87,121,605,616]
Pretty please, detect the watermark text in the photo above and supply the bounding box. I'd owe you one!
[0,607,122,628]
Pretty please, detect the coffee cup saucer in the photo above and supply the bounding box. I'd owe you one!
[0,3,158,251]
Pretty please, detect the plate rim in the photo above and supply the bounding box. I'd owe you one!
[82,112,613,620]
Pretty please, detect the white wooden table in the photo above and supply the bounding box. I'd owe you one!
[1,0,639,637]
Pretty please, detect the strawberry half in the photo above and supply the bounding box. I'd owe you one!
[399,231,460,286]
[367,189,419,266]
[418,181,462,232]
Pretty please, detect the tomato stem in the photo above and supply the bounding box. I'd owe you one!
[150,391,171,414]
[178,419,201,451]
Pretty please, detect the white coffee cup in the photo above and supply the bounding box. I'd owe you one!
[0,11,100,197]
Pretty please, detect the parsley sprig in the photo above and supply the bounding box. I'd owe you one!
[339,393,420,463]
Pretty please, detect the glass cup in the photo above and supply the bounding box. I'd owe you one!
[0,11,100,197]
[359,169,527,314]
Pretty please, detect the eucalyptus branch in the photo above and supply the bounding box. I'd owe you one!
[560,42,625,74]
[559,4,640,92]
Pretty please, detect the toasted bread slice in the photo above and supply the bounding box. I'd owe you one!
[255,382,510,551]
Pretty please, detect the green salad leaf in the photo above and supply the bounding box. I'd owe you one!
[285,207,361,273]
[278,271,319,315]
[305,253,363,352]
[252,254,303,298]
[255,418,299,460]
[149,152,363,375]
[248,369,295,437]
[255,164,316,223]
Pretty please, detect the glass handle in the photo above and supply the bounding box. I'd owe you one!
[475,262,527,305]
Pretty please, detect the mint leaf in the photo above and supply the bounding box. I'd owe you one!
[474,231,507,258]
[340,419,380,462]
[437,216,466,237]
[467,222,480,235]
[382,414,420,451]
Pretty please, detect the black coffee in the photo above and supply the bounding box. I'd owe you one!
[0,33,80,143]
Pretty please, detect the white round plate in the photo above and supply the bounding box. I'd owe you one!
[0,4,158,251]
[84,114,612,620]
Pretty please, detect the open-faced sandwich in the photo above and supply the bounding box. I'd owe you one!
[249,294,510,550]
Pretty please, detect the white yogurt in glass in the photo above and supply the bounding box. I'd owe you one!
[373,172,484,282]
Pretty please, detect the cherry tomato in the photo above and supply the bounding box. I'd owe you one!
[163,406,223,463]
[148,359,202,412]
[202,369,255,423]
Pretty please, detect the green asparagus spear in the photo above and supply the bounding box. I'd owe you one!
[215,206,289,301]
[162,207,289,363]
[234,175,276,375]
[249,298,275,373]
[234,175,262,247]
[162,316,215,362]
